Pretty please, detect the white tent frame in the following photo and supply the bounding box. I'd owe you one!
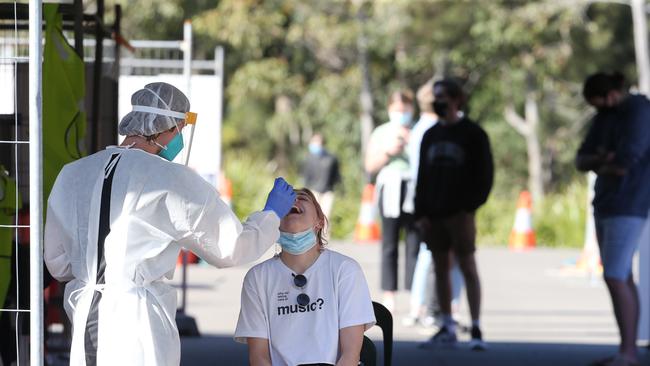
[29,0,44,364]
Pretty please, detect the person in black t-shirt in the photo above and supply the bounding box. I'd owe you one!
[415,79,493,351]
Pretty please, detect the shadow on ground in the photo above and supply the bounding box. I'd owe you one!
[181,334,650,366]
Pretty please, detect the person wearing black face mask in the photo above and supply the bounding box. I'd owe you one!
[432,100,450,119]
[577,72,650,366]
[414,79,493,351]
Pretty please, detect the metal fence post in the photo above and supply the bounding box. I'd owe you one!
[29,0,44,364]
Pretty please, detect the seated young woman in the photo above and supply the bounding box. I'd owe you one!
[234,188,376,366]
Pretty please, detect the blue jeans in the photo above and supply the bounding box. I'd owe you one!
[595,215,646,280]
[410,244,431,311]
[410,243,464,313]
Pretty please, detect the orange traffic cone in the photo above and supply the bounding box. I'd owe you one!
[576,173,602,275]
[354,184,381,244]
[509,191,536,251]
[575,222,602,276]
[219,174,233,208]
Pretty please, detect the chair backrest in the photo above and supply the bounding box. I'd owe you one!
[372,301,393,366]
[359,335,377,366]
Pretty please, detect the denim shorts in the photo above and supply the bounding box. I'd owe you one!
[594,215,646,280]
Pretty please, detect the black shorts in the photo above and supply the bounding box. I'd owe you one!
[422,211,476,257]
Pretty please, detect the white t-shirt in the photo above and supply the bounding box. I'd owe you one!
[402,115,437,213]
[407,115,438,181]
[234,249,376,366]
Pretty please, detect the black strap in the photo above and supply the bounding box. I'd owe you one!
[84,153,120,366]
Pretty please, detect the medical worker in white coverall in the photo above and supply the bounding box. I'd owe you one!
[44,82,296,366]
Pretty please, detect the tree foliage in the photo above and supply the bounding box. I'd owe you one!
[108,0,643,243]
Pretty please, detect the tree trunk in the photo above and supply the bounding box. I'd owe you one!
[526,130,544,204]
[273,94,294,171]
[523,80,544,203]
[631,0,650,94]
[356,1,374,170]
[504,72,545,203]
[395,39,407,84]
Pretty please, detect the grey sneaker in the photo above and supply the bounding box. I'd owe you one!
[468,326,487,351]
[420,315,442,328]
[419,326,458,349]
[401,315,419,327]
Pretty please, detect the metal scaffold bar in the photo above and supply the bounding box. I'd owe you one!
[29,0,44,364]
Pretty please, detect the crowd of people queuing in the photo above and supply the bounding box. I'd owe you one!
[365,78,493,352]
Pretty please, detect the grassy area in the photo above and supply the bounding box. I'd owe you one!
[226,156,589,249]
[535,181,588,248]
[225,152,360,239]
[477,180,588,248]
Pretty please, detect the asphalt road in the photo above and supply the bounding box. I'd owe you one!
[175,243,650,366]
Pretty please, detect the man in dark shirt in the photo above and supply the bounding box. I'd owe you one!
[302,133,341,218]
[576,72,650,366]
[415,79,493,351]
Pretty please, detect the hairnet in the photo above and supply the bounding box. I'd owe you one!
[118,82,190,136]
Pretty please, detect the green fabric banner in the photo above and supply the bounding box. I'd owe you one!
[0,166,21,308]
[43,4,87,202]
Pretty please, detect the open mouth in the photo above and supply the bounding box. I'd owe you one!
[289,205,303,214]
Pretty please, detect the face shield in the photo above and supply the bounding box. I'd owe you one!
[119,82,198,165]
[131,105,197,164]
[182,111,198,165]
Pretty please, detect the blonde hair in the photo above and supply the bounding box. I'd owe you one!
[295,187,329,248]
[388,89,414,107]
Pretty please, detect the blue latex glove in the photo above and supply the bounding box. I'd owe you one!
[263,177,296,219]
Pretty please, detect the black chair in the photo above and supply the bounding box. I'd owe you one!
[359,336,377,366]
[359,301,393,366]
[373,301,393,366]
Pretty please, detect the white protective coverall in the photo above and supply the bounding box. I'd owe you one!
[44,146,280,366]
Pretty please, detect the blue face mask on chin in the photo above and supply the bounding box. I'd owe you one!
[278,229,317,255]
[158,132,184,161]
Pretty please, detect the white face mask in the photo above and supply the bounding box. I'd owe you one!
[389,111,412,126]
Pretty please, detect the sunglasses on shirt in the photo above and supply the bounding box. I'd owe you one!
[292,273,310,306]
